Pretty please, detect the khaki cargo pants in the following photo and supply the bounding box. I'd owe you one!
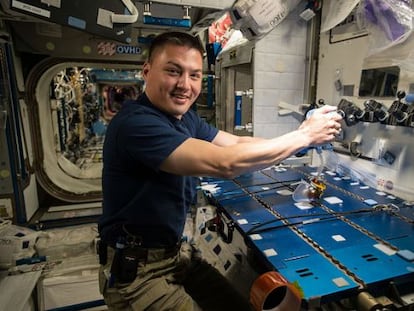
[99,242,253,311]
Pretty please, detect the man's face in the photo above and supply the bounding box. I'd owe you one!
[142,44,203,119]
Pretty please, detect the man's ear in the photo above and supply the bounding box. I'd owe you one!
[142,62,150,78]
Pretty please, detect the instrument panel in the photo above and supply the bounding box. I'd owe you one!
[202,166,414,308]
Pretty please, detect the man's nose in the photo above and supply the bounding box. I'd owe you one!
[177,74,190,89]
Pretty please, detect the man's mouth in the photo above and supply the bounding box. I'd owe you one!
[171,93,189,101]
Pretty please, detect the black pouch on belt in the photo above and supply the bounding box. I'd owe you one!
[97,240,107,265]
[111,247,141,284]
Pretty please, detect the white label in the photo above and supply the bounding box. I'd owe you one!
[332,277,349,287]
[332,235,346,242]
[294,202,314,210]
[374,243,396,256]
[250,234,262,240]
[263,248,278,257]
[12,0,51,18]
[276,189,293,196]
[324,196,343,204]
[249,0,287,29]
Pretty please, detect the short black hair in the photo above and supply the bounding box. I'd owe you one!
[147,31,205,62]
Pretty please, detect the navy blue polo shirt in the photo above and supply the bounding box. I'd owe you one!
[99,93,219,247]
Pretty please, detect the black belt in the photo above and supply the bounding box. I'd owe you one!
[102,224,179,249]
[98,240,181,265]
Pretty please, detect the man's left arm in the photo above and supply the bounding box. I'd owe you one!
[211,130,266,147]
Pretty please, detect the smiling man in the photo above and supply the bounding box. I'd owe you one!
[143,37,203,119]
[98,31,342,311]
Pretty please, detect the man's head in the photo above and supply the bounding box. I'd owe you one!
[147,31,205,63]
[142,32,205,119]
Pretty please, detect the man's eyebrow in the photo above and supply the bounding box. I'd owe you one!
[165,61,180,67]
[165,61,202,73]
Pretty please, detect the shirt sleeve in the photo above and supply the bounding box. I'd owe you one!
[118,110,189,171]
[185,109,219,142]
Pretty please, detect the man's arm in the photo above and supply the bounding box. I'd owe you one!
[159,105,341,179]
[210,130,265,146]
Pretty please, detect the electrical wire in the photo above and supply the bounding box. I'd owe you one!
[213,179,301,201]
[246,204,398,235]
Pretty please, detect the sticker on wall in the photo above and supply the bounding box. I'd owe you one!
[116,45,142,55]
[97,42,116,56]
[12,0,51,18]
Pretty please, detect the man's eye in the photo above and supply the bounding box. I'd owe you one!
[191,74,202,80]
[166,69,180,75]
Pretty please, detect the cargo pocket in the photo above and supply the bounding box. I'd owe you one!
[126,276,170,310]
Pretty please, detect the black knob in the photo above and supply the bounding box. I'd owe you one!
[397,90,406,100]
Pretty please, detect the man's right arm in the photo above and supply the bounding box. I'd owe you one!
[159,105,341,179]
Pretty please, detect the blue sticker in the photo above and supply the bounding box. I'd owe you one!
[363,199,378,206]
[397,250,414,261]
[116,45,142,54]
[68,16,86,29]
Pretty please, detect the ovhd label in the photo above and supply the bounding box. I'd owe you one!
[117,45,142,54]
